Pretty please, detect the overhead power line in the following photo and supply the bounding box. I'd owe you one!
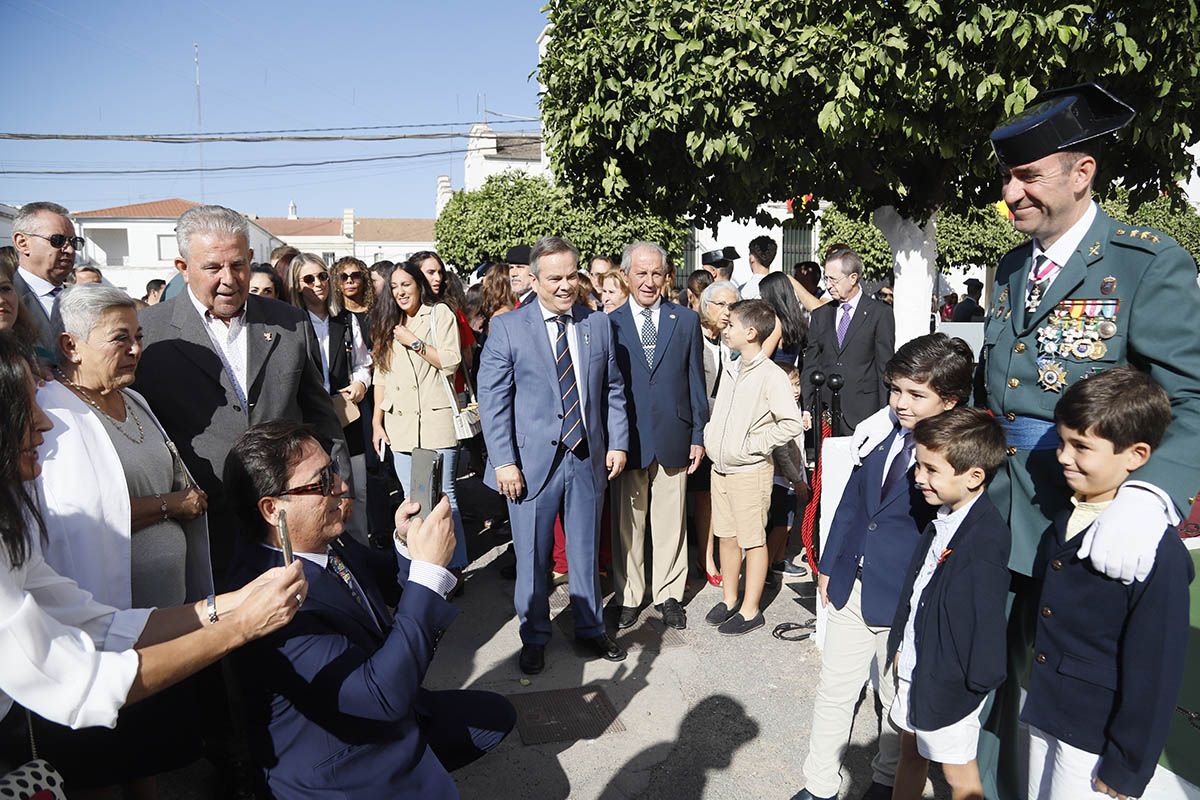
[0,148,471,176]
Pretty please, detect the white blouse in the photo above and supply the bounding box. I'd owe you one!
[0,519,151,730]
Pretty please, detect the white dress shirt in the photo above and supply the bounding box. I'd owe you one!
[539,300,588,422]
[307,310,372,394]
[17,266,61,317]
[898,492,982,681]
[740,273,765,300]
[628,295,662,331]
[1029,201,1098,300]
[188,287,248,406]
[0,525,153,729]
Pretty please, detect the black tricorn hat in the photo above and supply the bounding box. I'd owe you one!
[964,277,984,290]
[701,246,741,266]
[990,83,1135,168]
[505,244,532,266]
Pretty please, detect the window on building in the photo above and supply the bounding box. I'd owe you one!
[781,221,817,268]
[322,252,335,265]
[157,234,179,261]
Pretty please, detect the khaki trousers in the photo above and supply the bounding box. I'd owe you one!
[802,579,901,797]
[611,462,688,606]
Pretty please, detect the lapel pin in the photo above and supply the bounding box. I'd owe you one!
[669,313,676,319]
[1100,276,1117,295]
[263,332,274,341]
[583,333,590,346]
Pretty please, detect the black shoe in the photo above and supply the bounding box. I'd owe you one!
[859,782,894,800]
[704,601,738,626]
[656,598,687,630]
[576,633,627,662]
[718,612,765,636]
[518,643,545,674]
[500,562,517,580]
[772,559,810,578]
[790,790,836,800]
[617,606,642,629]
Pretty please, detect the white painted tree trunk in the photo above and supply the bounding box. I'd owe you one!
[872,206,939,348]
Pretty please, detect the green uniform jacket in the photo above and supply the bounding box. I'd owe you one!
[977,207,1200,575]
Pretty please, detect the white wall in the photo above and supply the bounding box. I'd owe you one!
[463,124,549,192]
[690,201,791,285]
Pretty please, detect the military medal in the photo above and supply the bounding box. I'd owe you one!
[1097,320,1116,339]
[1038,361,1069,392]
[1089,340,1108,359]
[1100,276,1117,295]
[1071,339,1094,359]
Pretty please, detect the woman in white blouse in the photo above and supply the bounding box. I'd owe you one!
[286,253,372,544]
[0,330,306,766]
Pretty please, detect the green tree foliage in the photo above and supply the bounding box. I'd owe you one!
[816,206,892,279]
[434,172,686,271]
[541,0,1200,229]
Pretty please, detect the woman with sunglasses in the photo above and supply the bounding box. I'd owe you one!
[286,254,372,545]
[332,256,375,321]
[370,262,469,587]
[0,330,306,770]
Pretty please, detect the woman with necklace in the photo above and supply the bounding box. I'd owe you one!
[33,285,214,795]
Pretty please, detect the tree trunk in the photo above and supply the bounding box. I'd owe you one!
[873,206,939,348]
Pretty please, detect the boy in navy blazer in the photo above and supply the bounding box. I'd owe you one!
[797,334,976,800]
[1023,367,1193,800]
[887,408,1011,800]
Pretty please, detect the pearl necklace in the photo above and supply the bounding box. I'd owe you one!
[56,369,145,445]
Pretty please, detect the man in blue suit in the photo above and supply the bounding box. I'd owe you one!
[224,421,514,799]
[609,241,708,630]
[478,235,630,674]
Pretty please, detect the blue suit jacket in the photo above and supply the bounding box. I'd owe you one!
[1022,514,1194,798]
[610,301,708,469]
[819,429,936,626]
[885,493,1011,730]
[227,538,460,800]
[478,301,629,497]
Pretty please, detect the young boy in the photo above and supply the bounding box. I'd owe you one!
[702,299,803,635]
[1024,367,1193,800]
[797,333,975,800]
[888,407,1011,800]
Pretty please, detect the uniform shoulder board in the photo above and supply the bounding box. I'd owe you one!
[1110,223,1176,253]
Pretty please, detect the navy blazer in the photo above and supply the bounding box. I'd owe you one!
[228,537,461,800]
[800,295,894,430]
[819,429,936,626]
[1022,514,1194,798]
[609,300,709,469]
[885,493,1011,730]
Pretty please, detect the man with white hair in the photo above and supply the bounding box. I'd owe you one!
[134,204,350,583]
[10,200,84,360]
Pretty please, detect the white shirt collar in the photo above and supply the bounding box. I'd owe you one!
[539,299,573,322]
[263,542,330,569]
[630,296,662,314]
[187,285,246,323]
[838,287,862,315]
[16,266,57,297]
[934,491,983,531]
[1034,201,1098,267]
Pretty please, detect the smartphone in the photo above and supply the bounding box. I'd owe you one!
[278,508,294,566]
[410,447,445,517]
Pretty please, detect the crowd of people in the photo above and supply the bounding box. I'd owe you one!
[0,81,1197,800]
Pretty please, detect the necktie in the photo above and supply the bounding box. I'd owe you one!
[49,285,63,298]
[881,436,914,501]
[1025,254,1060,312]
[327,550,377,627]
[640,307,657,368]
[836,302,852,347]
[553,315,585,452]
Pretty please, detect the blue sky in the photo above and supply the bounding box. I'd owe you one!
[0,0,547,218]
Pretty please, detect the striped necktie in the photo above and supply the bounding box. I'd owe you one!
[327,550,378,628]
[553,315,585,452]
[1026,254,1060,312]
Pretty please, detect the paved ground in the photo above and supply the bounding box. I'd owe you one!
[153,498,949,800]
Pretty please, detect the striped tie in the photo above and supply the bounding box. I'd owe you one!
[1026,254,1060,312]
[327,550,375,625]
[553,315,585,452]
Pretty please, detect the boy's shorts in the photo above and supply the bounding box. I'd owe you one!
[889,676,986,765]
[711,462,773,548]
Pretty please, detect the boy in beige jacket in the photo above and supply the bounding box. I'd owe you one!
[703,299,804,635]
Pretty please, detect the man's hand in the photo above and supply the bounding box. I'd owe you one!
[851,406,897,464]
[606,450,627,480]
[802,410,813,431]
[406,496,455,567]
[687,445,705,475]
[1092,776,1127,800]
[393,499,421,545]
[817,573,830,608]
[495,464,525,501]
[1080,484,1170,584]
[339,381,367,404]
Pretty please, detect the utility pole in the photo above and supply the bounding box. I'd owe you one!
[194,43,206,202]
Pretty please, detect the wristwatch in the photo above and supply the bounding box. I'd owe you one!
[409,338,426,354]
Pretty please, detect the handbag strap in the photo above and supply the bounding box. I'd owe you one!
[25,709,37,760]
[424,305,464,416]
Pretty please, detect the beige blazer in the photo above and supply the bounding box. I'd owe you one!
[376,303,463,451]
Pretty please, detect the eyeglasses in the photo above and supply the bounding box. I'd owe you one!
[338,271,365,282]
[278,460,342,497]
[706,300,732,309]
[27,233,85,250]
[301,271,330,286]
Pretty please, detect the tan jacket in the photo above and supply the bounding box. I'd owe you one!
[704,351,803,474]
[375,303,462,451]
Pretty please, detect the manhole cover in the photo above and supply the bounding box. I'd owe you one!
[509,686,625,745]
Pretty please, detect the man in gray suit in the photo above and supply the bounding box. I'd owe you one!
[10,201,82,361]
[134,204,349,583]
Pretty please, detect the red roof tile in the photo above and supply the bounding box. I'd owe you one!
[74,198,202,218]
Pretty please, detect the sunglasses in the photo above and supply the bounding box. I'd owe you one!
[338,271,365,282]
[301,271,330,286]
[28,232,85,250]
[278,460,342,498]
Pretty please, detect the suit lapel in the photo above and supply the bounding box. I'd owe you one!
[650,302,678,376]
[838,297,871,353]
[168,294,230,390]
[245,297,281,404]
[332,539,392,629]
[864,430,897,516]
[573,305,593,390]
[525,303,563,409]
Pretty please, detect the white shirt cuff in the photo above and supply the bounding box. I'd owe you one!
[1123,480,1183,526]
[394,540,458,598]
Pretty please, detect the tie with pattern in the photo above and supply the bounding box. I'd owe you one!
[640,307,657,368]
[1025,254,1060,312]
[881,436,914,501]
[327,550,376,627]
[554,315,585,452]
[836,302,852,348]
